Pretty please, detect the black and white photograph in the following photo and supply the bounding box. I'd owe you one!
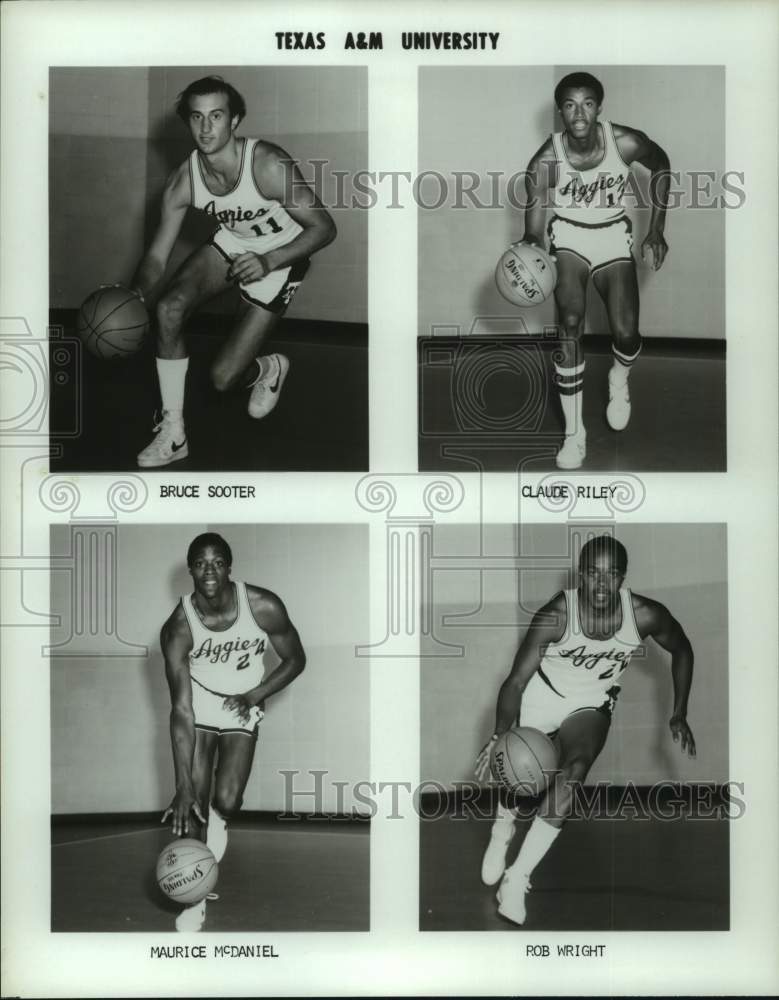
[49,65,368,472]
[49,523,370,932]
[1,1,778,997]
[418,65,727,473]
[420,523,729,931]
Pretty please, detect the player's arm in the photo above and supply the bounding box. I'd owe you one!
[494,593,567,733]
[613,123,671,270]
[519,139,556,248]
[635,594,696,757]
[222,587,306,723]
[130,164,191,305]
[227,143,337,285]
[475,594,566,779]
[160,604,205,835]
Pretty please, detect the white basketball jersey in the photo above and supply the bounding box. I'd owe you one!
[181,581,267,697]
[188,137,302,252]
[533,588,642,701]
[550,121,628,223]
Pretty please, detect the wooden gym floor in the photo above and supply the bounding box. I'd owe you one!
[49,315,368,473]
[420,804,729,931]
[418,336,726,473]
[51,815,369,932]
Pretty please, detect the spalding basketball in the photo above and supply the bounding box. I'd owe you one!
[76,284,149,360]
[491,726,558,796]
[495,243,557,307]
[156,839,218,905]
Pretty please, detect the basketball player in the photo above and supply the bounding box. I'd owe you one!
[474,535,695,926]
[517,72,671,469]
[130,76,336,468]
[160,532,306,931]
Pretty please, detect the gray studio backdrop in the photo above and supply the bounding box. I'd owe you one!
[50,66,367,325]
[421,522,728,786]
[419,65,726,340]
[50,523,370,814]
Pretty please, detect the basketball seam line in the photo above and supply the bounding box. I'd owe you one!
[92,293,141,333]
[516,732,551,788]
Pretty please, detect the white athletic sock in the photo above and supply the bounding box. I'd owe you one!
[494,800,516,829]
[610,342,642,387]
[554,361,585,437]
[505,815,560,878]
[156,357,189,421]
[206,806,228,863]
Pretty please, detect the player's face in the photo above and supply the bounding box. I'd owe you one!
[187,93,238,155]
[557,87,601,139]
[579,551,624,610]
[189,544,231,599]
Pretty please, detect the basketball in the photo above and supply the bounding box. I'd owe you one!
[76,284,149,360]
[156,839,218,905]
[495,243,557,307]
[490,726,558,796]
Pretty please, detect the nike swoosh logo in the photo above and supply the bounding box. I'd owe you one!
[171,440,186,452]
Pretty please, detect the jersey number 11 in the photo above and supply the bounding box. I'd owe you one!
[251,218,283,238]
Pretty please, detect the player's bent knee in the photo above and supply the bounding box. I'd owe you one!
[156,289,193,332]
[213,787,244,817]
[561,312,584,336]
[558,755,592,785]
[612,327,641,352]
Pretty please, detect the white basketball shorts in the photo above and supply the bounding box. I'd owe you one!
[192,677,264,738]
[519,674,618,736]
[210,227,309,313]
[548,214,634,275]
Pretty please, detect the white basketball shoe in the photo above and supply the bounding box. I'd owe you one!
[496,870,532,925]
[248,354,289,419]
[137,411,188,468]
[175,898,206,933]
[555,432,586,470]
[174,892,219,933]
[606,371,631,431]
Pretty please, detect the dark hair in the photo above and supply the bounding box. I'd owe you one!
[554,72,604,108]
[579,535,627,575]
[175,76,246,124]
[187,532,233,567]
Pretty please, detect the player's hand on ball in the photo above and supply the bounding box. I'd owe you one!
[227,252,270,283]
[512,235,540,249]
[161,787,206,837]
[509,237,556,263]
[641,230,668,270]
[223,693,253,725]
[669,715,696,757]
[475,736,498,782]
